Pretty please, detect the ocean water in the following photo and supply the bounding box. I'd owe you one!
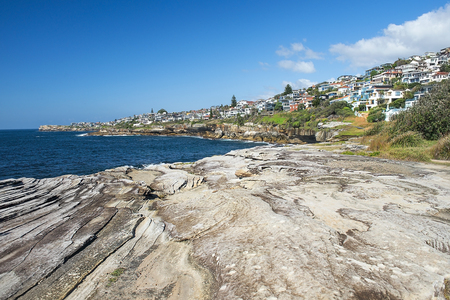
[0,130,266,180]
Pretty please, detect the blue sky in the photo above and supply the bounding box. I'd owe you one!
[1,0,450,129]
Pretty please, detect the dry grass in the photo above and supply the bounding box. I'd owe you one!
[362,132,437,162]
[368,134,391,151]
[431,134,450,160]
[346,116,370,128]
[445,278,450,300]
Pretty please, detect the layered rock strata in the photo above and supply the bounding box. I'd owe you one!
[40,123,341,143]
[1,146,450,299]
[38,125,88,132]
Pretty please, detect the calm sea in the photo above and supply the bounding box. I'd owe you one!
[0,130,266,180]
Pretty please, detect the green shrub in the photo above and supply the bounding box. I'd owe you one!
[369,151,380,156]
[431,135,450,160]
[390,131,425,148]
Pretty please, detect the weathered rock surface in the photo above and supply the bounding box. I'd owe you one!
[1,145,450,299]
[39,125,88,132]
[43,123,331,144]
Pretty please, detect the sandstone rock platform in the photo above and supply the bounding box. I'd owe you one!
[1,145,450,299]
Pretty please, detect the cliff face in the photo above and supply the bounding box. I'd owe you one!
[39,125,87,132]
[1,145,450,299]
[85,123,339,143]
[39,123,342,143]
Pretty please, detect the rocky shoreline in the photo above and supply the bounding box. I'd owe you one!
[39,123,341,143]
[1,145,450,299]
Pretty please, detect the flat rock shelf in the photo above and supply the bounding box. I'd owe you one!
[1,145,450,299]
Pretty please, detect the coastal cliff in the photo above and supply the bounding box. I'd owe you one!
[40,123,340,143]
[1,145,450,299]
[39,125,88,132]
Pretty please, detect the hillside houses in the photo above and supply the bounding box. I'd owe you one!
[216,46,448,118]
[70,47,449,128]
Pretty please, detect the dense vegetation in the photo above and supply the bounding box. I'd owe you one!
[254,100,354,128]
[363,79,450,161]
[391,79,450,140]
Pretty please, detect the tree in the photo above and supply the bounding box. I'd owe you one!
[274,101,283,111]
[312,98,321,107]
[358,103,366,111]
[393,58,409,68]
[390,78,399,85]
[367,107,386,123]
[336,107,354,118]
[284,84,293,95]
[394,82,408,90]
[404,90,414,99]
[390,98,406,109]
[151,108,154,114]
[231,95,237,107]
[209,108,213,119]
[407,83,422,91]
[370,70,378,79]
[297,103,306,111]
[158,109,167,114]
[236,113,244,126]
[440,63,450,72]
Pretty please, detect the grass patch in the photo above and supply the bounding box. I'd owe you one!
[337,125,366,138]
[385,147,432,162]
[111,268,125,277]
[342,151,355,155]
[262,115,287,125]
[109,277,118,283]
[107,268,125,286]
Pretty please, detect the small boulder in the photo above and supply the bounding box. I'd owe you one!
[235,169,254,178]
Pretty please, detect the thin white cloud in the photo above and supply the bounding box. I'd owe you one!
[278,60,316,73]
[259,61,269,70]
[276,45,294,57]
[330,4,450,68]
[291,43,305,52]
[304,48,322,59]
[252,91,277,100]
[282,79,317,89]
